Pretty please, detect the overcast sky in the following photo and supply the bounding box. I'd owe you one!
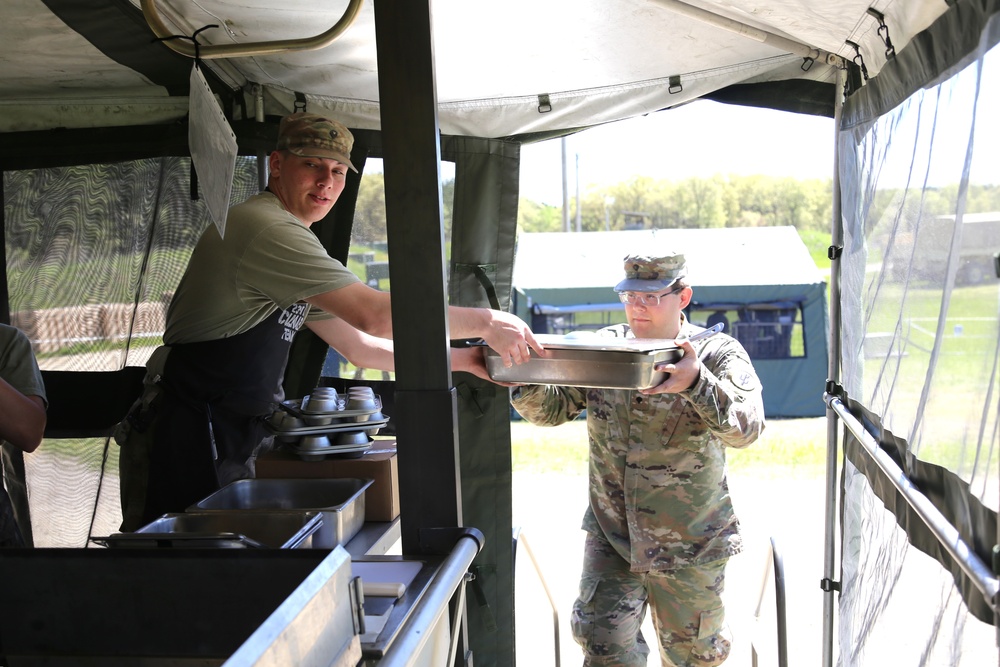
[518,99,837,205]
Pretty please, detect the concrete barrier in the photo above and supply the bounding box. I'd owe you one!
[11,302,167,354]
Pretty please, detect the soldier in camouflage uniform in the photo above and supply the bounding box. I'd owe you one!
[511,251,764,666]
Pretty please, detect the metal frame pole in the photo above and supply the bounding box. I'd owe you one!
[821,66,846,667]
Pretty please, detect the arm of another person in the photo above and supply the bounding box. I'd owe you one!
[305,282,544,367]
[306,316,499,383]
[0,377,46,453]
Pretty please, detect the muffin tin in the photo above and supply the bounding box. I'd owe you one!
[266,390,388,461]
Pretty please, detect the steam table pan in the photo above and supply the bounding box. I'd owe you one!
[188,478,373,549]
[484,333,683,390]
[92,510,323,549]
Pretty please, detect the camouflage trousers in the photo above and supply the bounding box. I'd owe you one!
[571,532,731,667]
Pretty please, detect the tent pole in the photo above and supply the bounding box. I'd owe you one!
[254,84,267,192]
[649,0,845,68]
[562,137,570,232]
[822,67,846,667]
[138,0,364,60]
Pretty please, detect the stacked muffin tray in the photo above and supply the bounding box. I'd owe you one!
[265,393,389,461]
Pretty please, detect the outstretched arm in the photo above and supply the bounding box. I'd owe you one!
[305,282,544,367]
[446,305,544,368]
[306,317,499,383]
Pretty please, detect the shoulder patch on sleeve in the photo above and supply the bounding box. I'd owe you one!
[731,366,760,391]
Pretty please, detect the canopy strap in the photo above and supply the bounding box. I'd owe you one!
[845,40,869,82]
[472,265,502,311]
[154,24,219,71]
[866,8,897,60]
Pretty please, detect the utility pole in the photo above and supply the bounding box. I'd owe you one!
[575,152,582,232]
[561,137,570,232]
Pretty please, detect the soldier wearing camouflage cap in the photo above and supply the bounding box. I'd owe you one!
[615,251,688,293]
[117,111,542,530]
[276,112,358,173]
[511,249,764,666]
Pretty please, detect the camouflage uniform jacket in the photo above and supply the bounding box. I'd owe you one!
[511,321,764,572]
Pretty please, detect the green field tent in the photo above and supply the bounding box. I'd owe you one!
[511,227,829,417]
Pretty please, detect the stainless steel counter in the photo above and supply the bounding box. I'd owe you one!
[346,517,402,557]
[0,517,474,667]
[0,548,362,666]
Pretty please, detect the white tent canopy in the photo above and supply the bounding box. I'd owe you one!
[3,0,951,136]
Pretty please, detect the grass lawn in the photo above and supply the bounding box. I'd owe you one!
[511,415,829,478]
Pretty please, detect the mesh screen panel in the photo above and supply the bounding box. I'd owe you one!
[837,24,1000,665]
[3,156,260,546]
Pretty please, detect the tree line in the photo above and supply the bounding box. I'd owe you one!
[515,176,1000,234]
[351,171,1000,240]
[517,174,834,233]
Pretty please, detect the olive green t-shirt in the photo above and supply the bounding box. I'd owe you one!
[164,192,359,344]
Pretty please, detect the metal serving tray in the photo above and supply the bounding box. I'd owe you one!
[189,478,373,549]
[286,438,373,462]
[279,395,384,422]
[92,510,323,549]
[265,416,389,437]
[485,333,682,389]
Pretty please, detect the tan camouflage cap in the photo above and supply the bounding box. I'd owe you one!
[276,112,357,172]
[614,251,687,292]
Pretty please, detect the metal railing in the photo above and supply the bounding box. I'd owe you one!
[514,528,561,666]
[825,394,1000,617]
[752,536,788,667]
[377,529,483,667]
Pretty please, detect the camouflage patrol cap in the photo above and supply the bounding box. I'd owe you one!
[614,251,687,292]
[276,112,357,172]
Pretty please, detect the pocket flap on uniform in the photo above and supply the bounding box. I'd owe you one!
[697,604,726,640]
[577,575,600,604]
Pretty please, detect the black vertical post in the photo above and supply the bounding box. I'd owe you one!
[0,177,9,324]
[373,3,463,549]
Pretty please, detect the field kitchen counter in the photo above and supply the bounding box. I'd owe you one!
[0,436,481,665]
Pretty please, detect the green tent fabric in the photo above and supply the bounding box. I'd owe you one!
[447,136,522,667]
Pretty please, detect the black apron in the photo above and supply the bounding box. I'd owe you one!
[0,488,25,547]
[140,303,308,524]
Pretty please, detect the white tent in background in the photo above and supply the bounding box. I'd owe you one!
[511,228,830,417]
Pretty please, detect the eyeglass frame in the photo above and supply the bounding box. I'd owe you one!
[616,285,685,307]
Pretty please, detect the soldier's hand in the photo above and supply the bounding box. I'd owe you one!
[640,338,701,394]
[451,346,519,386]
[481,311,545,368]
